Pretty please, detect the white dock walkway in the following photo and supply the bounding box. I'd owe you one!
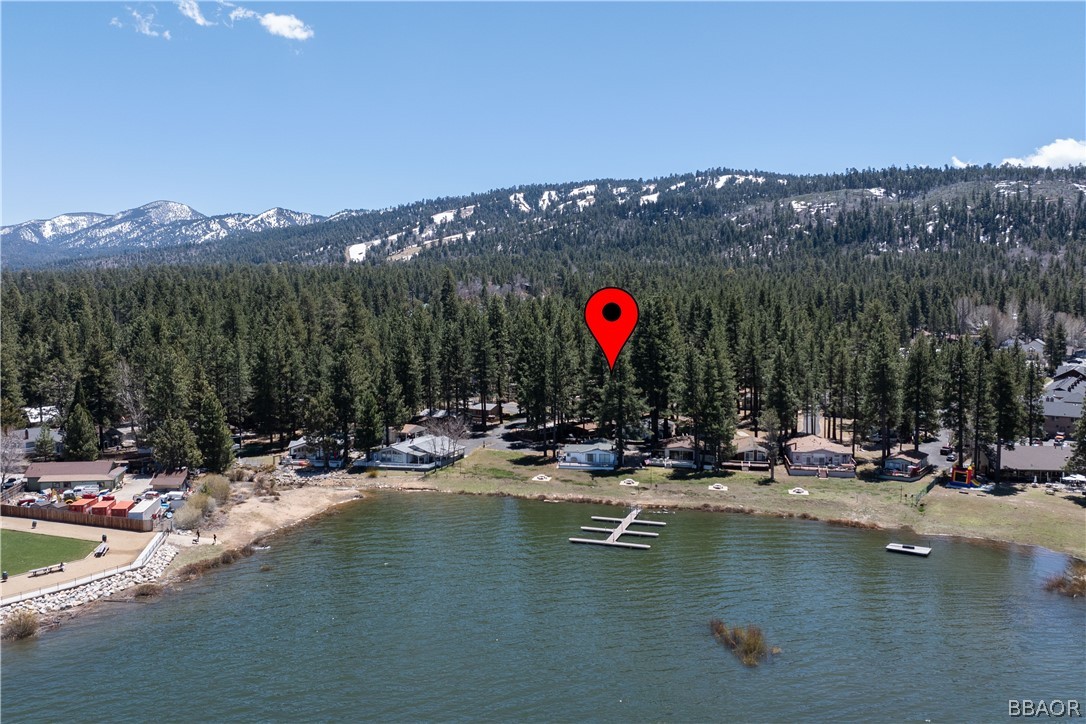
[569,508,666,549]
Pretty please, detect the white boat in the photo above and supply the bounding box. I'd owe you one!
[886,543,931,557]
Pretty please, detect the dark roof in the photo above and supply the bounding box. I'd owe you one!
[1043,399,1082,419]
[999,446,1073,472]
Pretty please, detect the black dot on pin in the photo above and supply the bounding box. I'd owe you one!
[602,302,622,322]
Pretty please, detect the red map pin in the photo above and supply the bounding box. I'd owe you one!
[585,287,639,371]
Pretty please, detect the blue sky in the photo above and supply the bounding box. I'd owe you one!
[3,2,1084,223]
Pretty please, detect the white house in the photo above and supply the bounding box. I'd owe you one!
[358,434,465,471]
[784,435,856,478]
[287,436,347,468]
[558,440,617,470]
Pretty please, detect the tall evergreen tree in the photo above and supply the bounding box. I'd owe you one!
[64,403,99,461]
[942,339,973,461]
[598,356,646,468]
[902,336,940,450]
[150,416,203,471]
[194,379,235,473]
[633,297,680,442]
[989,349,1024,479]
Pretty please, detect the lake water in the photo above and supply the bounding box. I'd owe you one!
[2,493,1083,721]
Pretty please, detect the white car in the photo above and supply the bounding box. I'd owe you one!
[946,453,957,463]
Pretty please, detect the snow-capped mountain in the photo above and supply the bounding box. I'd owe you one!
[2,201,328,264]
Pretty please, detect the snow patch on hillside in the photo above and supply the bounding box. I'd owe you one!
[570,184,596,197]
[510,193,531,213]
[640,193,659,205]
[539,190,558,210]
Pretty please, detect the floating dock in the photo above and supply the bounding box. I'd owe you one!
[569,508,666,549]
[886,543,931,557]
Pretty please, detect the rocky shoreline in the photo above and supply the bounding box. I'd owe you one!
[1,543,179,626]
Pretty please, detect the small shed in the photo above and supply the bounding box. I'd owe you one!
[90,500,115,516]
[109,499,137,517]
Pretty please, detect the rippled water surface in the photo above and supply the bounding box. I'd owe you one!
[3,493,1083,721]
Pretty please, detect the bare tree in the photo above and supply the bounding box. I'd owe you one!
[953,297,976,336]
[1022,299,1052,340]
[1055,313,1086,349]
[423,415,469,463]
[0,430,26,479]
[968,305,1017,345]
[117,359,149,441]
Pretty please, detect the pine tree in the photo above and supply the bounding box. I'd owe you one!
[862,316,903,467]
[150,416,203,471]
[761,408,781,482]
[487,296,511,423]
[700,338,738,469]
[194,380,235,473]
[942,339,973,461]
[989,349,1024,479]
[766,345,799,439]
[1023,359,1045,445]
[376,355,407,446]
[633,297,680,442]
[64,403,99,461]
[34,423,56,461]
[902,336,940,450]
[599,356,646,468]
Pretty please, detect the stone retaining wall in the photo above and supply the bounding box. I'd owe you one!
[0,543,179,623]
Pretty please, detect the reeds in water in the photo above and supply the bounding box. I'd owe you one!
[1044,559,1086,598]
[710,618,773,666]
[2,610,40,641]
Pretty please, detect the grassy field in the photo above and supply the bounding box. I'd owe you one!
[0,529,99,576]
[426,449,1086,558]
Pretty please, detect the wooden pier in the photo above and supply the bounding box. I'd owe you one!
[569,508,666,549]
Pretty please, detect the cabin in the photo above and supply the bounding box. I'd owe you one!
[983,445,1073,483]
[646,437,713,469]
[880,449,931,481]
[724,434,770,471]
[23,460,126,493]
[558,440,617,470]
[468,402,502,424]
[784,435,856,478]
[102,425,139,450]
[286,436,347,468]
[385,423,427,444]
[150,468,189,492]
[358,434,465,471]
[18,426,65,458]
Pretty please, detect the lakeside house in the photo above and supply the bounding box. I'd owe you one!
[981,445,1074,483]
[646,437,712,469]
[784,435,856,478]
[880,449,931,481]
[358,434,465,471]
[724,432,770,471]
[23,460,126,493]
[557,440,617,470]
[287,436,347,468]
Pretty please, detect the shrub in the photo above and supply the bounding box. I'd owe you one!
[133,583,162,598]
[259,564,272,572]
[200,475,231,505]
[710,618,772,666]
[366,469,379,479]
[1044,559,1086,598]
[219,550,238,565]
[2,610,40,640]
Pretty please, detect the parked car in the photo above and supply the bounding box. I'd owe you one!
[939,445,954,455]
[946,452,957,463]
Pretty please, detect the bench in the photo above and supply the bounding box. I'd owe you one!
[94,543,109,558]
[28,563,65,577]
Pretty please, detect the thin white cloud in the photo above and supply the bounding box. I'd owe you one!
[177,0,214,27]
[950,156,972,169]
[110,17,123,28]
[225,4,312,40]
[258,12,314,40]
[128,7,170,39]
[1002,138,1086,169]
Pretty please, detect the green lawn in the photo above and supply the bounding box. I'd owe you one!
[0,529,98,576]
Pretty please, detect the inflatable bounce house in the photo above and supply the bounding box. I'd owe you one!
[945,464,978,488]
